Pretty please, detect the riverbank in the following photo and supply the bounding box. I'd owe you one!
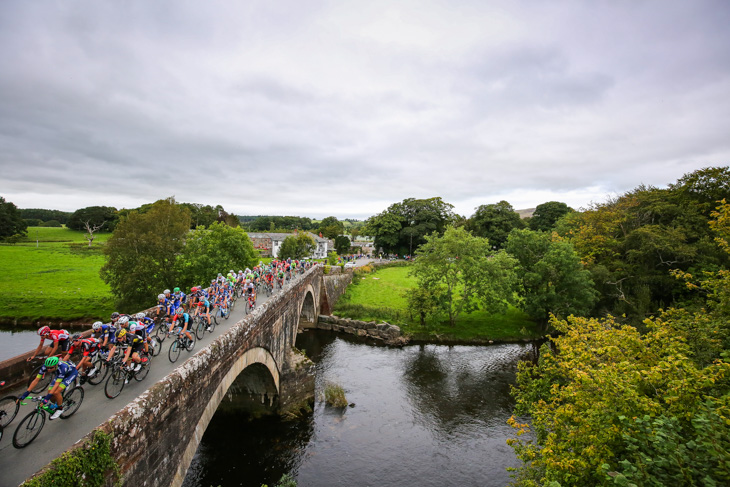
[333,265,543,342]
[317,314,548,346]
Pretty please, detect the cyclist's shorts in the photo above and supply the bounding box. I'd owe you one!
[56,370,79,389]
[131,342,144,354]
[57,339,70,353]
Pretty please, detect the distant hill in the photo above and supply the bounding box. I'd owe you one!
[516,208,536,219]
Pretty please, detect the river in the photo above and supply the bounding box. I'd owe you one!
[0,327,39,362]
[182,331,538,487]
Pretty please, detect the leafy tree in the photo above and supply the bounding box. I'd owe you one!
[556,171,730,322]
[177,222,257,289]
[508,314,730,487]
[411,226,520,326]
[0,196,28,239]
[246,215,314,232]
[24,218,43,226]
[40,219,62,227]
[318,216,345,239]
[405,286,443,326]
[327,250,339,265]
[466,200,525,249]
[278,233,316,260]
[506,229,597,327]
[363,197,455,254]
[529,201,573,232]
[18,208,71,224]
[334,235,351,255]
[67,206,118,232]
[100,198,191,310]
[179,203,219,229]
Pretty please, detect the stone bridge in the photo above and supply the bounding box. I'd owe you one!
[16,265,353,487]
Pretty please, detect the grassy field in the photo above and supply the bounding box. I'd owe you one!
[333,265,542,341]
[0,227,115,324]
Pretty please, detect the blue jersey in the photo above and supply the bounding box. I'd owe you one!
[38,360,77,380]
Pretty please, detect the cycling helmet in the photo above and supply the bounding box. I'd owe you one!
[44,356,59,368]
[71,333,82,342]
[92,321,102,332]
[176,308,185,316]
[118,316,129,326]
[174,287,181,293]
[116,329,127,340]
[38,326,51,337]
[136,312,146,320]
[164,289,171,294]
[217,273,222,277]
[111,312,120,321]
[158,294,165,300]
[197,301,205,307]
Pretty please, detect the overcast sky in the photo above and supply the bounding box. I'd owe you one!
[1,1,729,219]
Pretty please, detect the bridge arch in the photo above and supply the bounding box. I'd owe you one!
[297,283,318,333]
[172,346,280,487]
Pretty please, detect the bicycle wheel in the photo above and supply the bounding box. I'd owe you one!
[60,386,84,418]
[195,318,205,340]
[13,410,45,448]
[168,339,181,363]
[154,323,167,344]
[104,367,126,399]
[206,318,216,334]
[134,361,150,382]
[29,366,52,394]
[87,357,109,386]
[185,332,196,352]
[149,336,162,357]
[0,395,19,428]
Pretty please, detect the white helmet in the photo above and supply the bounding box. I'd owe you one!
[158,294,165,300]
[92,321,103,331]
[163,289,171,294]
[136,312,146,320]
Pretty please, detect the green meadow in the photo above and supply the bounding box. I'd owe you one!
[333,265,542,341]
[0,227,115,324]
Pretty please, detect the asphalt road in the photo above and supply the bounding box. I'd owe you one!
[0,275,296,487]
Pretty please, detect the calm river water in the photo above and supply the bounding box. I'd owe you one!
[0,327,39,362]
[182,331,538,487]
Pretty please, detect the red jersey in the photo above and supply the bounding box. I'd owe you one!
[47,329,70,342]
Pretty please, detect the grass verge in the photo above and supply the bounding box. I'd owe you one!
[0,227,115,323]
[334,265,542,341]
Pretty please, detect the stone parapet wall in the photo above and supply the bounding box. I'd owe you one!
[316,314,408,346]
[319,273,352,315]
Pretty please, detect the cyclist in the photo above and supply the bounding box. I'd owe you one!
[18,356,78,420]
[170,308,194,343]
[197,298,213,330]
[27,326,70,362]
[156,293,171,317]
[245,280,256,309]
[172,287,186,311]
[64,333,99,378]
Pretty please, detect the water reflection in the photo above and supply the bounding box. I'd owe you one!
[401,344,534,436]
